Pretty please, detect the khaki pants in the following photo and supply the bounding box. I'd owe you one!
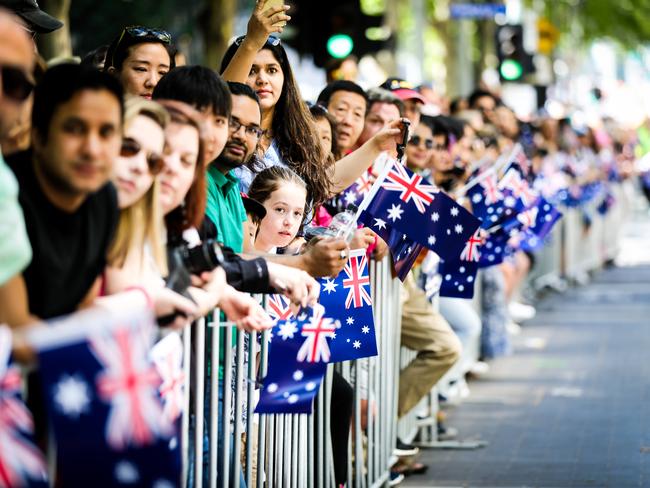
[398,272,462,418]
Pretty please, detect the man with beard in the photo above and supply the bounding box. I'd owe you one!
[206,81,263,252]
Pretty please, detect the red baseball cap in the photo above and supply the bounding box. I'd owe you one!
[380,78,427,105]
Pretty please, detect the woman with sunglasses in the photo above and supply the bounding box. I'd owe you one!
[406,119,436,172]
[104,97,169,296]
[104,26,175,100]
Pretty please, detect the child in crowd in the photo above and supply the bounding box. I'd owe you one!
[248,166,308,253]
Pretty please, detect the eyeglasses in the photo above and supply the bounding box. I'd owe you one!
[111,26,172,67]
[120,137,165,174]
[234,35,281,47]
[229,117,264,139]
[0,65,35,102]
[408,135,434,150]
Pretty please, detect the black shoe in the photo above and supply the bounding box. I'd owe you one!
[394,438,419,456]
[437,422,459,440]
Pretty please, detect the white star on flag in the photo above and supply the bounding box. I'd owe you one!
[53,374,91,418]
[387,204,404,222]
[361,326,370,334]
[346,317,354,325]
[373,218,387,230]
[450,207,459,217]
[431,212,440,222]
[428,235,436,246]
[322,278,338,294]
[292,370,304,381]
[472,193,483,203]
[454,224,464,234]
[278,321,298,340]
[344,190,357,206]
[353,341,361,349]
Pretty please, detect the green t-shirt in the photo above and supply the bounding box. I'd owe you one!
[0,151,32,285]
[205,165,247,253]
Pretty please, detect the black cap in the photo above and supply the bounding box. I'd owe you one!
[1,0,63,33]
[241,192,267,221]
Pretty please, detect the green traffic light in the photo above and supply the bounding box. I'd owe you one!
[327,34,354,59]
[500,59,523,81]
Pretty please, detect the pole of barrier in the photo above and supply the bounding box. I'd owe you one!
[209,316,221,487]
[245,331,256,486]
[193,318,206,488]
[181,327,191,488]
[256,329,269,488]
[221,325,233,488]
[232,330,245,488]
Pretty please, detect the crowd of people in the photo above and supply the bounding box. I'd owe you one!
[0,0,644,486]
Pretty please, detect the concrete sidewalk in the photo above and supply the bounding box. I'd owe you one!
[403,217,650,488]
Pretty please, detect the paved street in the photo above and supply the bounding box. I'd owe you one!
[405,212,650,487]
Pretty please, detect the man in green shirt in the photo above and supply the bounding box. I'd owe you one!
[206,82,263,253]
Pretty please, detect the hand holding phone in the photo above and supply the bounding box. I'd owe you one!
[263,0,287,27]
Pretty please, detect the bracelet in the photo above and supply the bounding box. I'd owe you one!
[124,286,154,309]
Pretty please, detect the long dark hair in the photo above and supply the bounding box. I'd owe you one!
[221,40,331,206]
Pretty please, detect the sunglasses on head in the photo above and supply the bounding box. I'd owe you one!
[234,35,281,47]
[0,65,35,102]
[120,137,165,175]
[408,135,434,150]
[123,26,172,44]
[111,26,172,68]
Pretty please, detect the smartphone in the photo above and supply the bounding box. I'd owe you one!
[396,119,411,161]
[263,0,286,27]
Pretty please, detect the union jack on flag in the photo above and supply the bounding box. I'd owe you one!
[517,206,539,229]
[460,231,483,262]
[90,326,173,450]
[266,294,293,322]
[500,168,537,206]
[296,307,340,363]
[150,333,186,424]
[480,171,504,205]
[381,162,438,213]
[343,253,372,308]
[0,327,48,488]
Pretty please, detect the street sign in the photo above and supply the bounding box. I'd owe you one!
[450,3,506,19]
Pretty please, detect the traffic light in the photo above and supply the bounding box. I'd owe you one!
[288,0,391,68]
[495,24,534,82]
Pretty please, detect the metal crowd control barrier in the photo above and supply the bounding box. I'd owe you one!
[181,257,403,488]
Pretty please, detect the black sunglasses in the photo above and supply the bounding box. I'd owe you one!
[120,137,165,175]
[234,35,281,47]
[408,135,434,150]
[0,65,34,102]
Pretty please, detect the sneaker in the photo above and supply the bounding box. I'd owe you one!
[509,301,536,322]
[469,360,490,376]
[388,471,405,486]
[394,438,419,457]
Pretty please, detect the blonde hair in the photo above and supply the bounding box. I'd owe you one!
[108,97,169,275]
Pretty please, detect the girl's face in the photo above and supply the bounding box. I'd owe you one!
[255,182,307,252]
[406,123,434,170]
[247,49,285,114]
[314,117,333,156]
[117,42,171,99]
[113,114,165,209]
[160,121,200,215]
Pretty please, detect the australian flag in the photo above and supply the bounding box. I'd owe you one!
[364,160,481,260]
[358,210,423,281]
[319,249,378,361]
[516,198,563,252]
[256,306,340,414]
[0,326,48,488]
[31,303,180,487]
